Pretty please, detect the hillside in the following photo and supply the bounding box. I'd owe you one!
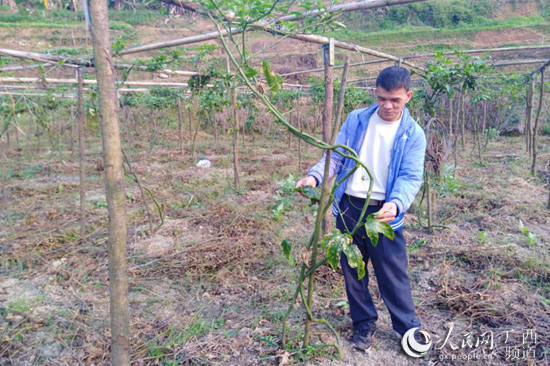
[1,0,549,81]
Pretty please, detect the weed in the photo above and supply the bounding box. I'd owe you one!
[519,220,537,246]
[6,298,31,313]
[94,199,108,209]
[259,334,278,347]
[478,231,489,246]
[407,238,426,252]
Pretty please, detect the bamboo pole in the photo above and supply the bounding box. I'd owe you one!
[404,45,550,60]
[0,77,192,87]
[0,48,86,66]
[252,25,426,72]
[275,0,428,23]
[119,28,238,56]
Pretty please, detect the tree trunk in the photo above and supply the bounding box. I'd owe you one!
[531,70,545,176]
[88,1,130,365]
[77,69,87,242]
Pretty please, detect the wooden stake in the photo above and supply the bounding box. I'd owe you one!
[0,137,14,235]
[77,69,86,243]
[177,98,184,155]
[525,77,535,155]
[321,40,334,236]
[531,70,545,175]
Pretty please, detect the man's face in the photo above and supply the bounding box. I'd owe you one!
[375,86,413,122]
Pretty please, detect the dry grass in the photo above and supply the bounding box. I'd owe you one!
[1,131,549,365]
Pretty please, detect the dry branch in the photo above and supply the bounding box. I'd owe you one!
[273,0,428,24]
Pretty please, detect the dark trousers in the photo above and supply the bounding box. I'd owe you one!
[336,194,421,336]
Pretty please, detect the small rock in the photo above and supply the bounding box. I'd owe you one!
[52,258,67,268]
[196,159,211,168]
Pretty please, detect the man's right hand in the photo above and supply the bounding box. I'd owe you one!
[295,176,317,195]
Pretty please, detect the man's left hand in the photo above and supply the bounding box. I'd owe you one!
[374,202,397,223]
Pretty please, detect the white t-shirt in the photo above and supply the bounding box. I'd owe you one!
[345,108,402,200]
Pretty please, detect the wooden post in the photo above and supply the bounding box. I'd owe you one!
[177,97,184,155]
[88,0,130,365]
[231,88,240,191]
[0,137,14,235]
[482,100,487,135]
[525,77,534,155]
[297,87,302,173]
[426,173,433,233]
[332,55,350,139]
[531,70,545,175]
[461,91,466,150]
[70,104,75,157]
[321,40,334,236]
[77,69,86,242]
[305,40,334,348]
[448,95,453,139]
[227,55,240,192]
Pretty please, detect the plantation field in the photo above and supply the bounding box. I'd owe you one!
[1,125,549,365]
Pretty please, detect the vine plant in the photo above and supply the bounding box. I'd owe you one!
[195,0,395,359]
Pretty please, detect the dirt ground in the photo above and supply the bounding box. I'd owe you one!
[0,127,549,366]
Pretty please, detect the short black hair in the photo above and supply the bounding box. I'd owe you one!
[376,66,411,91]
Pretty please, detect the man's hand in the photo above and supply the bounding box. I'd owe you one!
[374,202,397,223]
[295,176,317,196]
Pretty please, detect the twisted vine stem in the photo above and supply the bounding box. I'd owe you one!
[208,11,377,358]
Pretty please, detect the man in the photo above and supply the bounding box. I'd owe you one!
[295,66,427,351]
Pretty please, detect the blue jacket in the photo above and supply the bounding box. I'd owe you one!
[308,104,426,231]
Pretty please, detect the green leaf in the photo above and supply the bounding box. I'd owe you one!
[365,214,395,247]
[319,230,365,279]
[519,220,529,236]
[343,242,365,280]
[281,239,292,262]
[244,67,258,78]
[293,186,320,204]
[262,60,282,97]
[526,232,536,246]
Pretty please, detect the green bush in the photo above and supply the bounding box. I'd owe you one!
[542,116,550,136]
[341,0,499,32]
